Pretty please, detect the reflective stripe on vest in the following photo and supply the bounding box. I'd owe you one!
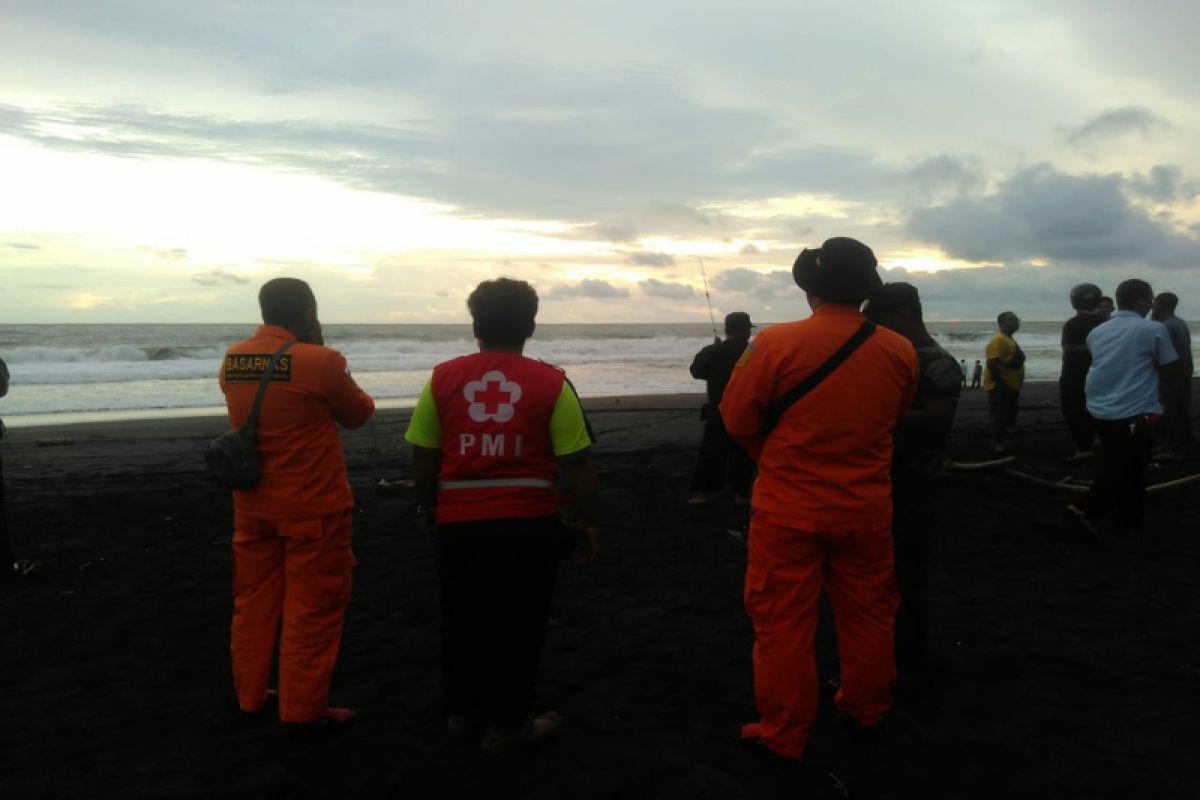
[438,478,556,490]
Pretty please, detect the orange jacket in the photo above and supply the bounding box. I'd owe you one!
[219,324,375,519]
[720,305,918,527]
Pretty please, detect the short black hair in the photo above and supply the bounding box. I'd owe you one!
[864,282,923,321]
[468,278,538,346]
[1154,292,1179,313]
[1115,279,1153,310]
[259,278,316,330]
[997,311,1018,325]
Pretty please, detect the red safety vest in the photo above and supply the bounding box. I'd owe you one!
[431,351,564,523]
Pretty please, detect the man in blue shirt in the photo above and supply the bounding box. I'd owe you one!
[1070,279,1177,536]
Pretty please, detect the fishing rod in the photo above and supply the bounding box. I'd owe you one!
[698,257,719,342]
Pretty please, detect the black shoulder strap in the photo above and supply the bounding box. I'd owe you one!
[244,340,297,434]
[761,321,876,437]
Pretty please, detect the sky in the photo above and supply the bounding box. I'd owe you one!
[2,0,1199,323]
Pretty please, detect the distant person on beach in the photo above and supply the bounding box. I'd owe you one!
[1151,292,1194,458]
[688,311,756,506]
[983,312,1025,453]
[218,278,376,728]
[1070,279,1177,537]
[971,360,983,388]
[959,360,968,387]
[721,238,918,768]
[1060,283,1106,461]
[0,356,12,586]
[405,277,599,754]
[1097,296,1114,320]
[864,283,961,680]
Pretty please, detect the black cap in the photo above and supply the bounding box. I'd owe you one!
[864,282,921,318]
[724,311,754,333]
[792,237,882,304]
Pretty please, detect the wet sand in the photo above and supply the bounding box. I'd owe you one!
[2,383,1199,797]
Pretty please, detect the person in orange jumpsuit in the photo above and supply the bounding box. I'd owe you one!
[219,278,375,727]
[721,238,918,765]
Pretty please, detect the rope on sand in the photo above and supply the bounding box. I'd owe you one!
[946,455,1016,471]
[1003,466,1200,494]
[1146,471,1200,493]
[1004,468,1090,493]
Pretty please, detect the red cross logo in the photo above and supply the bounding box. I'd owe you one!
[475,379,512,414]
[463,370,523,423]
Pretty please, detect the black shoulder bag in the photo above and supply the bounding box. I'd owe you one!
[760,321,876,438]
[206,340,297,489]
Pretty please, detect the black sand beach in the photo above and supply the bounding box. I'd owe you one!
[2,383,1199,797]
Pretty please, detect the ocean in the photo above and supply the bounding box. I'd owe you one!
[1,321,1194,427]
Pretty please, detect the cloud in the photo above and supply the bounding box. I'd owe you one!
[739,243,761,255]
[711,268,793,302]
[876,260,1200,322]
[548,278,630,299]
[1063,106,1168,145]
[903,154,984,198]
[4,242,42,251]
[907,163,1200,269]
[67,291,113,310]
[624,251,675,267]
[639,278,694,299]
[192,268,250,286]
[0,96,895,241]
[1127,165,1199,204]
[154,247,187,261]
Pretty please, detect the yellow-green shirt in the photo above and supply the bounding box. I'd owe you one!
[983,332,1024,391]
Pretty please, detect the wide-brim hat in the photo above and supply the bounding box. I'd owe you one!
[792,237,883,304]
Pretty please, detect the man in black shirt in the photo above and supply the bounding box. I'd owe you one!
[688,312,756,505]
[1060,283,1106,461]
[864,283,962,679]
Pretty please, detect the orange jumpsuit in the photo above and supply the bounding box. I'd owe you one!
[219,324,375,723]
[721,304,917,758]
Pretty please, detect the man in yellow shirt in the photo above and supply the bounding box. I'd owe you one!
[983,311,1025,453]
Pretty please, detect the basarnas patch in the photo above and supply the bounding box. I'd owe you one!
[223,353,294,382]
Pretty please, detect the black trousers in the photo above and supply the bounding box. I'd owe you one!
[690,411,754,494]
[435,514,562,728]
[1083,417,1153,530]
[1059,374,1095,451]
[892,480,937,674]
[1159,372,1194,452]
[987,385,1020,444]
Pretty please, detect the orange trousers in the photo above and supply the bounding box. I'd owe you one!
[230,509,355,723]
[744,512,899,759]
